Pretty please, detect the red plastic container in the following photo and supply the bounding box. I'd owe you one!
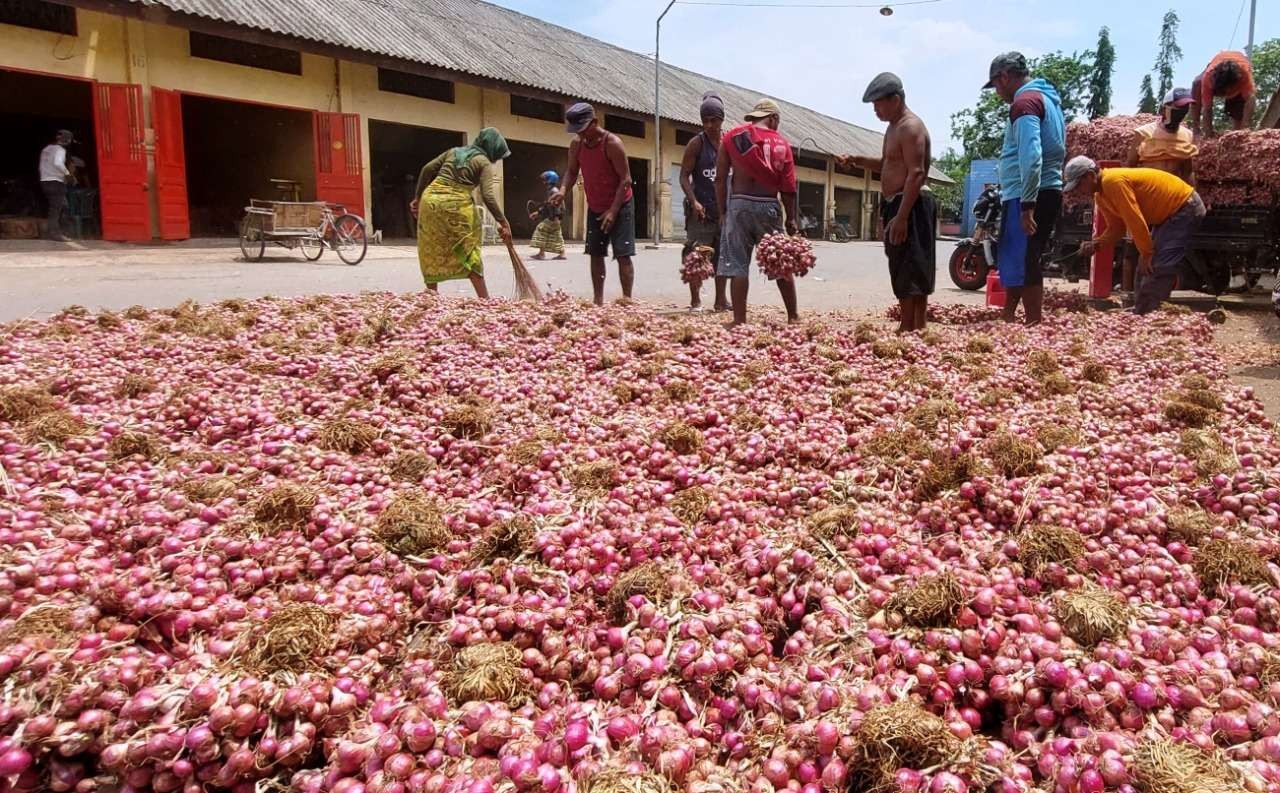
[985,270,1006,308]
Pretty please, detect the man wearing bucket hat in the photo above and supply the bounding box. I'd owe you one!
[713,98,800,326]
[838,72,935,333]
[985,52,1066,326]
[555,102,636,305]
[1067,156,1206,315]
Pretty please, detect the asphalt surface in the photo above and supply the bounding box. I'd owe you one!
[0,238,985,322]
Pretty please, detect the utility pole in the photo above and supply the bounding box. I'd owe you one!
[652,0,676,248]
[1246,0,1257,60]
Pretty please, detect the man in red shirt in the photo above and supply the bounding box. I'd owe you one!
[1192,51,1256,138]
[714,98,800,326]
[556,103,636,305]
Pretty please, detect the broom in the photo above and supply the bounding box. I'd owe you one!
[505,238,543,303]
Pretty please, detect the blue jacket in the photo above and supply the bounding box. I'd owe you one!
[998,78,1066,208]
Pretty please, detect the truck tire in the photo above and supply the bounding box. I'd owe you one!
[949,244,988,291]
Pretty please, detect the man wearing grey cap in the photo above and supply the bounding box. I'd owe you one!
[838,73,935,332]
[1065,155,1205,315]
[985,52,1066,326]
[555,102,636,305]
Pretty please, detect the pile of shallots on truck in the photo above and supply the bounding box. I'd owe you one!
[1058,117,1280,295]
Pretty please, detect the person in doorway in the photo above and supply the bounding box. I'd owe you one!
[553,103,635,305]
[39,130,74,242]
[1192,50,1256,138]
[1067,157,1206,315]
[985,51,1066,326]
[530,170,566,260]
[714,98,800,326]
[680,92,727,312]
[411,127,512,298]
[839,73,935,333]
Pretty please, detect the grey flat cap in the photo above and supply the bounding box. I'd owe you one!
[862,72,904,103]
[983,52,1028,89]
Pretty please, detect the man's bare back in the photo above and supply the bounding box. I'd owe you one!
[879,111,931,197]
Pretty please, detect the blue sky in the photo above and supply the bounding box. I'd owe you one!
[489,0,1273,151]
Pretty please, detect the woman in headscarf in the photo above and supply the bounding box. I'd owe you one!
[413,127,512,297]
[529,170,566,260]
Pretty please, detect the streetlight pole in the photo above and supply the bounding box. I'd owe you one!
[652,0,676,249]
[1246,0,1257,60]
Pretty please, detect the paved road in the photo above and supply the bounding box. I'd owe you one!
[0,237,986,321]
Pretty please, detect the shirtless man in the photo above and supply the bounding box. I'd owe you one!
[714,99,800,326]
[838,73,935,332]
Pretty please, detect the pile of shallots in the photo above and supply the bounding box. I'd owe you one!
[756,233,817,279]
[0,293,1278,793]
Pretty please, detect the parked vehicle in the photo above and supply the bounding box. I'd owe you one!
[948,185,1001,290]
[239,200,368,265]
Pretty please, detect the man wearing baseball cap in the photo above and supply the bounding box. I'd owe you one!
[837,72,936,333]
[985,52,1066,326]
[1067,156,1206,315]
[554,102,636,305]
[713,98,800,326]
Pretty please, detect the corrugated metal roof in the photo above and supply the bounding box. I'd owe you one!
[129,0,950,179]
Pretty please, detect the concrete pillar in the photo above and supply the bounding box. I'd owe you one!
[862,169,874,241]
[824,159,836,237]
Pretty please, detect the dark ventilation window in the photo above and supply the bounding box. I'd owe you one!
[605,115,645,139]
[795,151,827,171]
[872,171,882,181]
[0,0,76,35]
[675,128,699,146]
[377,68,454,103]
[190,31,302,75]
[510,95,563,123]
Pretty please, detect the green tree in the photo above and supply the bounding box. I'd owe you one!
[1252,38,1280,126]
[931,149,967,219]
[1153,10,1182,99]
[950,50,1095,166]
[1138,74,1158,114]
[1087,27,1116,119]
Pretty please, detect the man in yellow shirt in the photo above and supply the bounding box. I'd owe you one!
[1066,156,1206,315]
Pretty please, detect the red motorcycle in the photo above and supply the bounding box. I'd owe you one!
[949,185,1001,291]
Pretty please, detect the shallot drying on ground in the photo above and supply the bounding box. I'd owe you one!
[1,293,1280,793]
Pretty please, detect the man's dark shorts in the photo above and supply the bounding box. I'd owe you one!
[718,196,783,279]
[997,191,1062,288]
[881,192,937,299]
[585,198,636,259]
[682,208,721,269]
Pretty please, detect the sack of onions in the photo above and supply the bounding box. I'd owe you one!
[680,246,716,285]
[756,232,816,279]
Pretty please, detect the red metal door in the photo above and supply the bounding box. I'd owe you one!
[313,112,364,218]
[152,88,189,240]
[92,82,150,241]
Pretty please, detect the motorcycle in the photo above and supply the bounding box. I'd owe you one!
[948,185,1001,290]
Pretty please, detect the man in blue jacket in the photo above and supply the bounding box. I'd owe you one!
[985,52,1066,325]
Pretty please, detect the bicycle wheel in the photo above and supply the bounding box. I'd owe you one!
[300,234,324,261]
[332,214,367,265]
[239,214,265,262]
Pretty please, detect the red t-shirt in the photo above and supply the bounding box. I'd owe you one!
[724,123,798,195]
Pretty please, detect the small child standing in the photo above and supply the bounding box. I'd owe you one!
[530,171,566,260]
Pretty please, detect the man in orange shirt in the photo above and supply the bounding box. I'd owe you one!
[1066,156,1206,315]
[1192,50,1256,137]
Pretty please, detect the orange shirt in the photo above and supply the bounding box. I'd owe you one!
[1095,168,1195,256]
[1193,51,1255,103]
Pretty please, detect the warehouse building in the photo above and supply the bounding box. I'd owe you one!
[0,0,947,242]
